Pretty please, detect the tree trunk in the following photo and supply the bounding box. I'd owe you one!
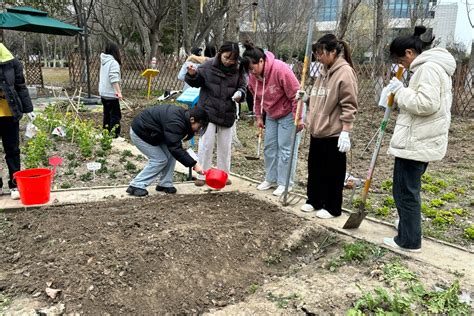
[224,0,241,42]
[337,0,350,40]
[181,0,190,53]
[373,0,385,104]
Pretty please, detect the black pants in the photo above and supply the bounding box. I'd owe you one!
[0,117,20,189]
[393,157,428,249]
[246,89,254,113]
[306,137,346,216]
[101,98,121,137]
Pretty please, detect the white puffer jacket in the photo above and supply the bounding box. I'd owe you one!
[388,48,456,162]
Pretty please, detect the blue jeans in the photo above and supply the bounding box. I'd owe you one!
[264,112,301,186]
[393,157,428,249]
[129,129,176,189]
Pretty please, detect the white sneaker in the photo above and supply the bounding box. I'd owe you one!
[10,188,20,200]
[383,237,421,253]
[272,185,292,196]
[256,181,277,191]
[394,219,399,230]
[114,136,126,142]
[315,209,335,219]
[300,204,315,212]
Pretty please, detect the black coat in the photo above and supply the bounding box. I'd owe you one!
[185,57,247,127]
[131,104,196,167]
[0,58,33,122]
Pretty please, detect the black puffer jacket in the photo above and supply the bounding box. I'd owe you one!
[0,58,33,122]
[185,57,247,127]
[131,104,196,167]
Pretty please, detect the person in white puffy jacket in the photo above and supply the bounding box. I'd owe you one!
[382,26,456,252]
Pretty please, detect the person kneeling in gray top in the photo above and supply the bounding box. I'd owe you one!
[127,104,208,197]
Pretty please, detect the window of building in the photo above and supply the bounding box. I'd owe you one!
[317,0,339,22]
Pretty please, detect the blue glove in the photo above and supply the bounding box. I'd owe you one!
[337,131,351,153]
[387,77,403,94]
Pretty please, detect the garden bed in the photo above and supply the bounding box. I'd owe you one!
[1,192,472,314]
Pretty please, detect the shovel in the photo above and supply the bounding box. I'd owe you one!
[343,65,405,229]
[245,127,262,160]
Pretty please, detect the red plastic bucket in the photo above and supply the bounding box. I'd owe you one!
[13,168,53,205]
[205,168,228,189]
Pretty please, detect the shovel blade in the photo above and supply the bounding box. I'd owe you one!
[245,156,259,160]
[342,211,367,229]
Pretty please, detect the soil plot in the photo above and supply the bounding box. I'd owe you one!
[0,192,329,314]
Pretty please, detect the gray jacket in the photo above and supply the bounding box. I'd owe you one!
[99,53,121,98]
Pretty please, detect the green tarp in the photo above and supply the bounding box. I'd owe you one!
[0,6,82,36]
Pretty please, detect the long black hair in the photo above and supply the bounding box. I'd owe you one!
[104,41,122,65]
[389,25,434,59]
[312,34,354,68]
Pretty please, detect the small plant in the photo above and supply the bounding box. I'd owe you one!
[100,128,115,152]
[382,261,417,285]
[421,173,433,184]
[434,178,448,189]
[0,293,11,308]
[432,210,455,226]
[121,149,133,158]
[68,160,79,168]
[464,224,474,240]
[376,206,390,217]
[263,254,282,266]
[421,203,437,218]
[266,291,300,309]
[381,179,393,191]
[451,208,468,217]
[430,199,445,208]
[80,172,94,182]
[349,285,412,314]
[352,197,373,211]
[22,130,52,168]
[383,196,396,208]
[60,182,72,189]
[108,169,118,179]
[453,187,465,195]
[441,192,456,202]
[341,241,385,263]
[125,161,137,172]
[247,283,260,294]
[422,183,440,194]
[64,168,75,176]
[425,280,470,314]
[66,152,76,160]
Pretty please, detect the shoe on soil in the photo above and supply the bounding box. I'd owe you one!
[195,179,206,187]
[383,237,421,253]
[257,181,277,191]
[394,219,399,230]
[300,203,315,212]
[226,179,232,185]
[10,188,20,200]
[156,185,177,194]
[272,185,292,196]
[126,186,148,197]
[315,209,335,219]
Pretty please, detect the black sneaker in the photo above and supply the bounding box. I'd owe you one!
[155,185,177,194]
[126,186,149,197]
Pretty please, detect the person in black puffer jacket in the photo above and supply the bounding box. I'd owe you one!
[126,104,208,197]
[0,43,34,199]
[185,41,247,187]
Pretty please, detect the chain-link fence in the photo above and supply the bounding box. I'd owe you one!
[68,53,473,116]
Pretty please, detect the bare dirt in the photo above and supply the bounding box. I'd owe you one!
[0,192,332,314]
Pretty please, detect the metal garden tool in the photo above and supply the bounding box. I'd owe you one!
[281,0,316,206]
[245,127,262,160]
[343,65,405,229]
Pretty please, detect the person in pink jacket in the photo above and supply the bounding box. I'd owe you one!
[243,41,303,196]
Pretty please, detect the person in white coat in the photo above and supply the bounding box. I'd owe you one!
[383,26,456,252]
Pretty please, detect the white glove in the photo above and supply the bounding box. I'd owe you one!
[337,131,351,153]
[26,112,36,121]
[387,77,403,94]
[378,86,390,108]
[295,89,308,102]
[232,91,242,102]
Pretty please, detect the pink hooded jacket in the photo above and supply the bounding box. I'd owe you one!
[248,51,301,120]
